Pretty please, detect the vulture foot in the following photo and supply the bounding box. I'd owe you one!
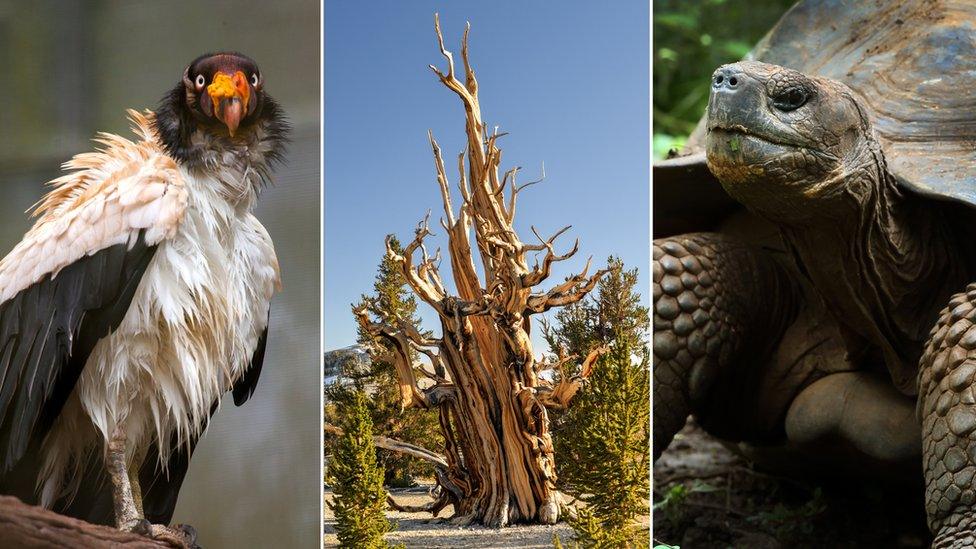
[134,522,200,549]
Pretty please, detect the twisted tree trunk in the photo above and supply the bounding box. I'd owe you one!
[354,15,607,527]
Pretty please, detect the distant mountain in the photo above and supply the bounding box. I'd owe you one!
[323,345,370,387]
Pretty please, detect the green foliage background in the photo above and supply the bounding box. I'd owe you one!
[653,0,797,159]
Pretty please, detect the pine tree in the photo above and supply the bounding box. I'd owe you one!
[543,256,648,358]
[557,507,639,548]
[548,257,650,545]
[544,256,648,448]
[352,236,442,485]
[562,345,650,543]
[326,390,394,549]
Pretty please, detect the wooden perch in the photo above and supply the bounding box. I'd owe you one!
[0,496,173,548]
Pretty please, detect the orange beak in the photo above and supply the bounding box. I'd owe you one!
[206,70,251,136]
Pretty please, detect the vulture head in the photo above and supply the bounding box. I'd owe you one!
[153,52,289,166]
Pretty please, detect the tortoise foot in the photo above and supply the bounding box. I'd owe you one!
[785,371,919,467]
[933,513,976,549]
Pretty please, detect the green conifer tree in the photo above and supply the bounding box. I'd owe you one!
[543,256,648,357]
[547,257,650,546]
[349,236,443,485]
[326,390,394,549]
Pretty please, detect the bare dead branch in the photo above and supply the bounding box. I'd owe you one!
[389,214,448,308]
[386,493,444,514]
[522,226,581,287]
[498,166,520,199]
[456,152,470,212]
[325,424,449,470]
[429,131,456,227]
[514,162,546,194]
[537,346,609,409]
[525,224,573,253]
[526,259,610,314]
[352,305,433,410]
[430,13,455,82]
[506,162,545,222]
[460,21,478,95]
[375,435,449,470]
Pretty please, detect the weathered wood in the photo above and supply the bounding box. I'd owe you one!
[0,496,171,548]
[355,14,607,527]
[325,423,449,470]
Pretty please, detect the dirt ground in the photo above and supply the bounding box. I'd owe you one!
[323,486,576,548]
[653,420,932,548]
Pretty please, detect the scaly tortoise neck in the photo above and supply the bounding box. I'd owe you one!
[776,146,967,394]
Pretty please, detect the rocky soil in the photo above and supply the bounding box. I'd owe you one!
[323,486,575,548]
[653,420,931,548]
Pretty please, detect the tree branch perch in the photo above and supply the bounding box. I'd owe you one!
[0,496,175,548]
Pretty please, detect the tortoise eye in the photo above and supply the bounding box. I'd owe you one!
[772,86,809,112]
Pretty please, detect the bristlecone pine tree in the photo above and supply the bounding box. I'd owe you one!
[547,258,650,546]
[353,15,608,526]
[326,390,395,548]
[353,236,443,486]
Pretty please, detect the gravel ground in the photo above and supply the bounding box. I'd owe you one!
[653,420,931,548]
[325,485,649,548]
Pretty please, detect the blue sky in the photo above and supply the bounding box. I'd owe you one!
[324,1,649,350]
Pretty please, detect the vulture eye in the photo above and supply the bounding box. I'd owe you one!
[772,86,809,112]
[195,74,206,89]
[251,73,259,87]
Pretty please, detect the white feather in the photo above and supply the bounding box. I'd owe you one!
[24,113,280,508]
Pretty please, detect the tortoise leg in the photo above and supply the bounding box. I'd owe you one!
[784,371,919,470]
[919,284,976,547]
[653,232,798,459]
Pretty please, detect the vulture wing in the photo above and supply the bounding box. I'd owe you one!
[0,111,187,472]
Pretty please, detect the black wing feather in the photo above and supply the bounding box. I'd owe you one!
[233,322,268,406]
[0,262,269,526]
[0,233,156,472]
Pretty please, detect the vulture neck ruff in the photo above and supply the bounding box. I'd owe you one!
[152,82,288,210]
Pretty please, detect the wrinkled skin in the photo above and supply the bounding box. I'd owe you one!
[654,61,976,545]
[705,61,873,224]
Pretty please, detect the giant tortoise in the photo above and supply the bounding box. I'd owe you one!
[653,0,976,545]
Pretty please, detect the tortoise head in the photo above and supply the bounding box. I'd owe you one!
[704,61,878,223]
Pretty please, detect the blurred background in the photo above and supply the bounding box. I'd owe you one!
[0,1,320,547]
[653,0,795,159]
